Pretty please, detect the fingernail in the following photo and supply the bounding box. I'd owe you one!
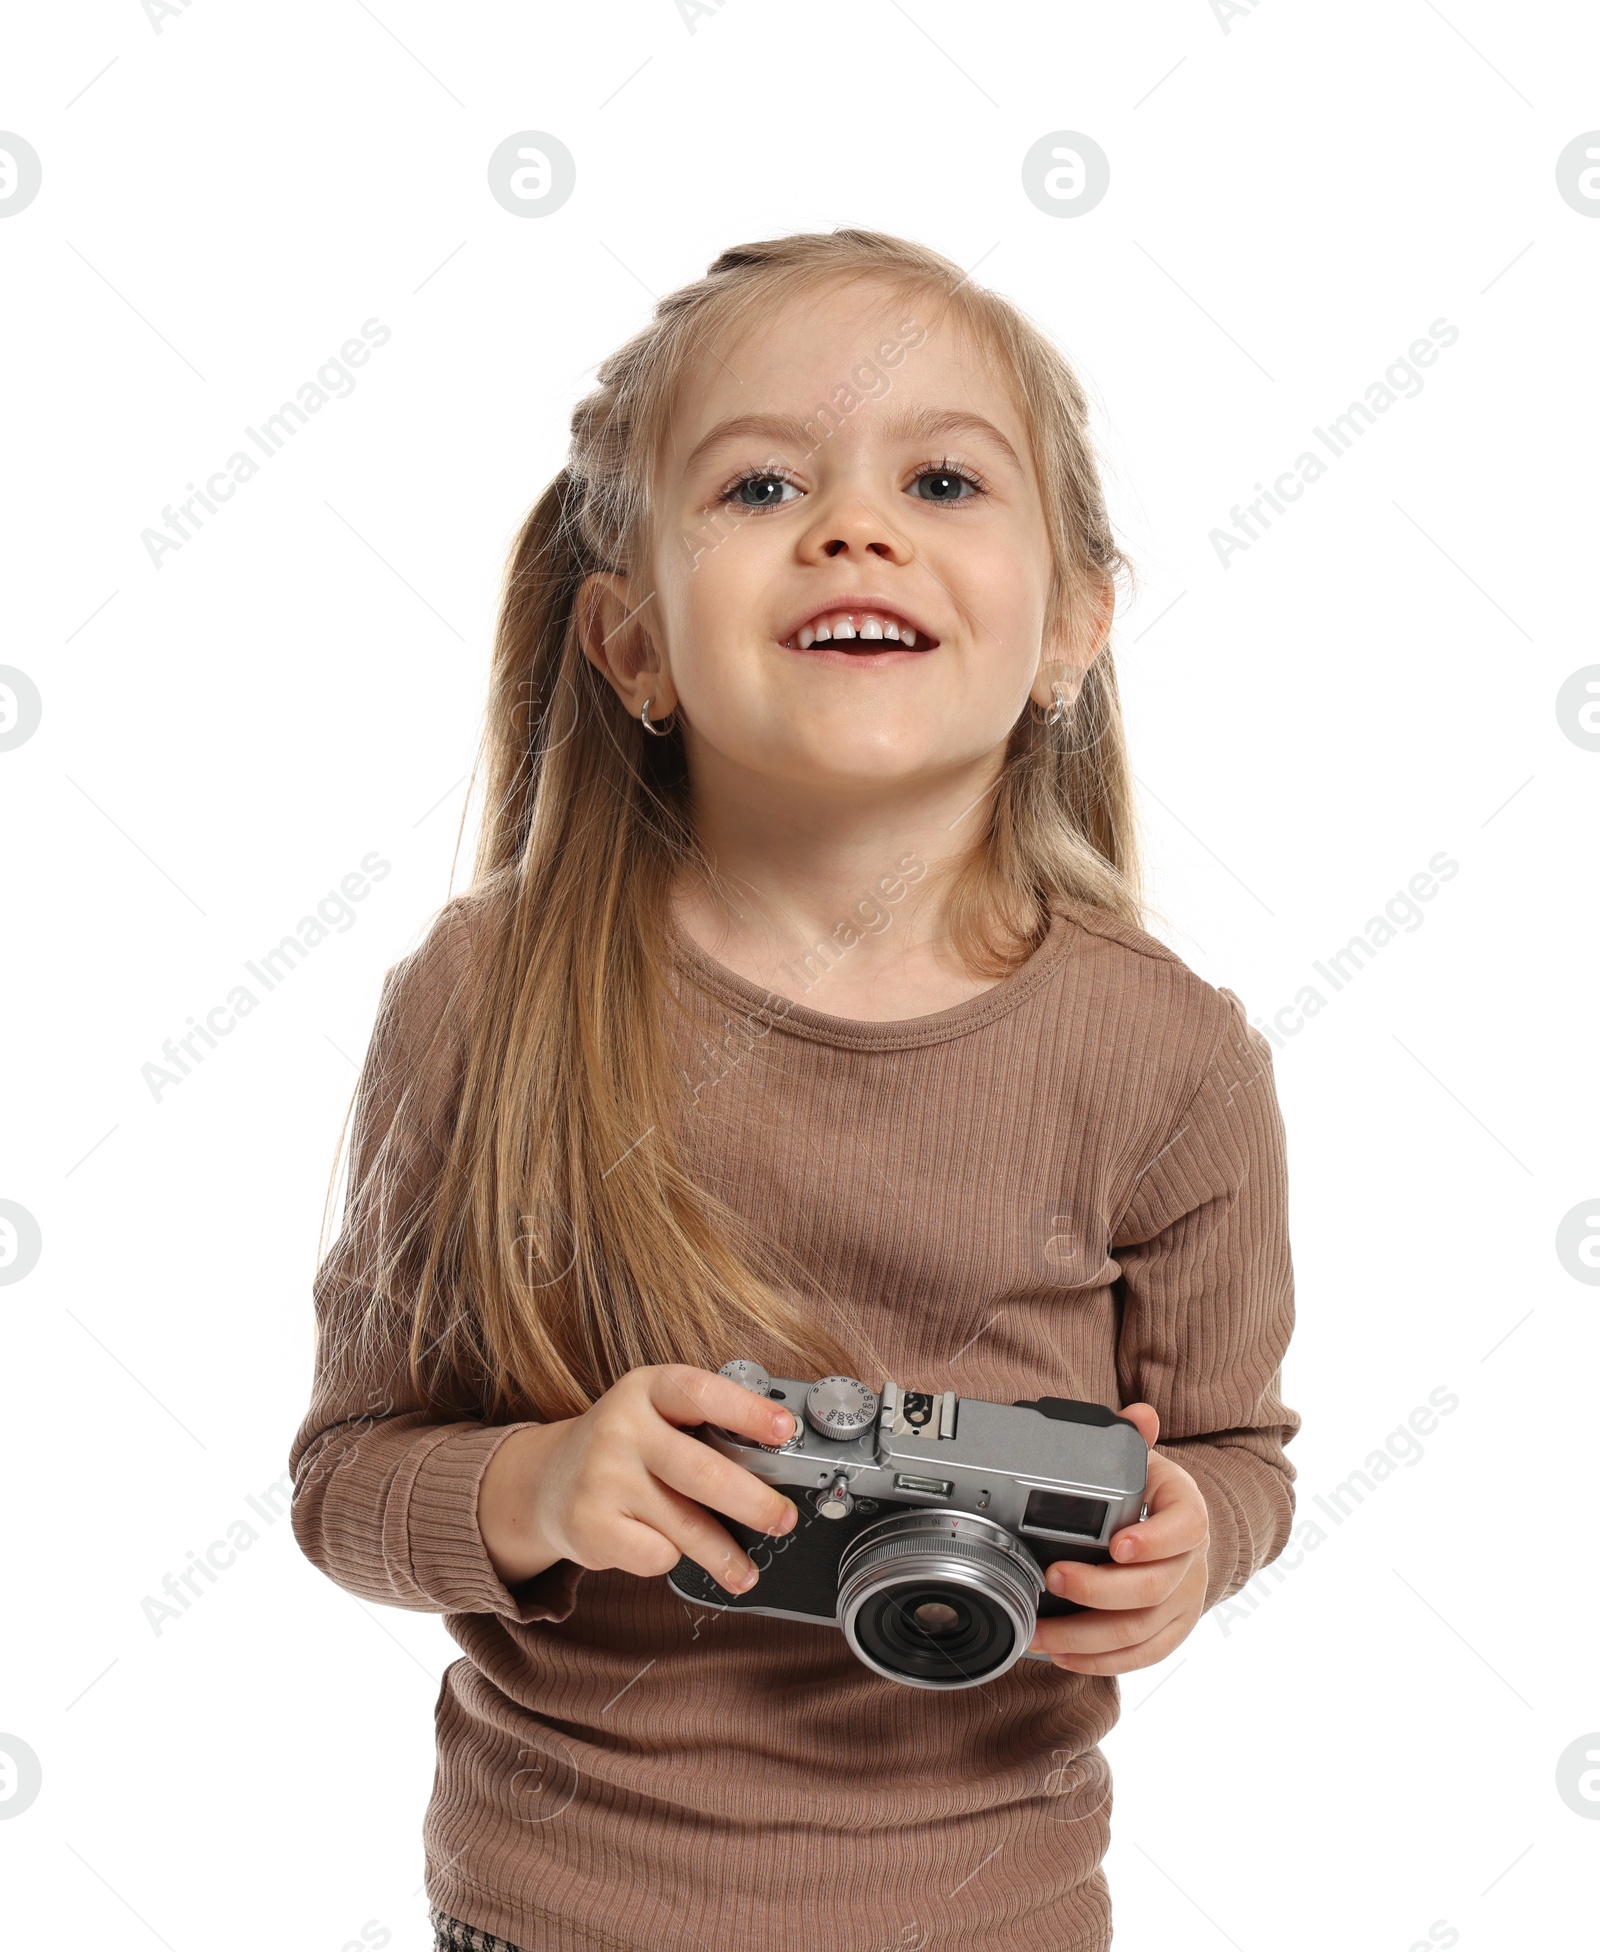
[733,1567,758,1591]
[775,1500,797,1533]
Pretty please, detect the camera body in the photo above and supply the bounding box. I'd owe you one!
[666,1360,1149,1690]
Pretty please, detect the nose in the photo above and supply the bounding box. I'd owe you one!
[796,481,913,565]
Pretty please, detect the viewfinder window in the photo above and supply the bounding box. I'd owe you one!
[1021,1488,1109,1540]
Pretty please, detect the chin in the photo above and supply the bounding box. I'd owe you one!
[776,736,954,786]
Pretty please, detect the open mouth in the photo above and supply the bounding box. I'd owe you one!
[778,605,941,654]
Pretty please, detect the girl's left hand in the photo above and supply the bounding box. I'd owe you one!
[1026,1402,1211,1675]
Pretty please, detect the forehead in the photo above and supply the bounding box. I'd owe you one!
[659,276,1029,481]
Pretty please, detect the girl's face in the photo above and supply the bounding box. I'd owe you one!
[591,279,1096,798]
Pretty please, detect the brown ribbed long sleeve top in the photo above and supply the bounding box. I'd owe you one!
[289,889,1300,1952]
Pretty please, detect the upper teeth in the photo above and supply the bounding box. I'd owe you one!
[796,611,920,650]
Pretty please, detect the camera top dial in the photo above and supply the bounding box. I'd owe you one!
[804,1375,880,1440]
[715,1359,801,1454]
[717,1358,772,1396]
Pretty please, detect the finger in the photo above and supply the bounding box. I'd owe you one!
[1030,1595,1178,1657]
[619,1480,783,1596]
[606,1503,757,1595]
[1036,1611,1193,1676]
[646,1417,800,1545]
[1118,1400,1160,1448]
[1104,1463,1208,1567]
[648,1363,799,1448]
[1043,1552,1187,1611]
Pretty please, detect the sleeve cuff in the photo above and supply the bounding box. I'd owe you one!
[1156,1441,1248,1615]
[406,1421,586,1624]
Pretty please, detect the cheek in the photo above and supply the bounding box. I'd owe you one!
[660,616,775,742]
[672,635,746,713]
[960,541,1052,657]
[973,601,1052,688]
[654,525,771,651]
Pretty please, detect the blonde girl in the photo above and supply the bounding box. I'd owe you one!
[291,227,1299,1952]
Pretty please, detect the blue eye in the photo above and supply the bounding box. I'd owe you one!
[725,473,799,509]
[715,458,987,512]
[910,465,981,503]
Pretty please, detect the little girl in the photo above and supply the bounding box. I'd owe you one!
[291,227,1299,1952]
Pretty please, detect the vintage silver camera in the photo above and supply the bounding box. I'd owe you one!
[666,1359,1149,1690]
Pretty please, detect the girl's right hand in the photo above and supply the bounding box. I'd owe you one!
[477,1363,801,1595]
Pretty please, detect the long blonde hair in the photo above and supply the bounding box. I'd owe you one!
[325,228,1143,1425]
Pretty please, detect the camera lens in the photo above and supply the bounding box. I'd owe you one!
[837,1512,1044,1691]
[852,1581,1014,1681]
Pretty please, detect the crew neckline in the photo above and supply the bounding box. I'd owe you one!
[664,901,1078,1051]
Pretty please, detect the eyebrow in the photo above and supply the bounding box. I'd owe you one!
[682,405,1025,476]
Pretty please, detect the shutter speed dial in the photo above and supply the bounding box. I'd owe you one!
[804,1375,879,1441]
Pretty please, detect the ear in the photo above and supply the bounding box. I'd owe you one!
[1029,576,1115,714]
[576,571,677,719]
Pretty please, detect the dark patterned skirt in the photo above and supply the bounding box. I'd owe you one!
[431,1909,526,1952]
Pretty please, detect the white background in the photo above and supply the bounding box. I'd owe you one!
[3,2,1597,1948]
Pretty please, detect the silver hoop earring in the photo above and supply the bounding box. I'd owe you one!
[1030,681,1076,726]
[640,695,677,737]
